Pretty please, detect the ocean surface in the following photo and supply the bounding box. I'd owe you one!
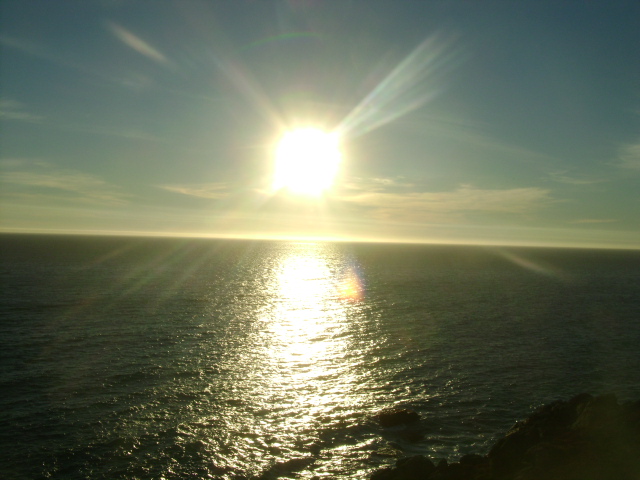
[1,234,640,479]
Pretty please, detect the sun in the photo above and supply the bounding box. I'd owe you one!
[272,127,342,196]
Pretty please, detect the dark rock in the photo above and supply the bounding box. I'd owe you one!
[492,393,640,480]
[377,408,421,428]
[459,453,486,466]
[622,399,640,419]
[429,461,470,480]
[370,393,640,480]
[568,392,593,409]
[488,426,539,478]
[519,434,589,480]
[369,455,435,480]
[572,393,621,433]
[395,455,436,478]
[370,467,396,480]
[487,394,593,478]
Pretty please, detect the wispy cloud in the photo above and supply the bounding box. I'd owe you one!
[107,22,170,65]
[0,97,43,123]
[1,33,168,91]
[618,141,640,170]
[1,163,130,206]
[0,158,49,169]
[60,122,164,142]
[158,182,229,200]
[0,35,52,61]
[341,176,415,193]
[548,170,605,185]
[0,34,100,76]
[336,180,551,222]
[571,218,617,224]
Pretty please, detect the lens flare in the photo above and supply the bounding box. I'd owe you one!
[337,267,364,302]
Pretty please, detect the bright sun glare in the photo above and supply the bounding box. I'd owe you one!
[273,128,342,196]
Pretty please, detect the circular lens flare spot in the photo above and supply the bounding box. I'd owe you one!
[337,268,364,302]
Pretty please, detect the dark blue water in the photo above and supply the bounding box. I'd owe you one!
[2,234,640,479]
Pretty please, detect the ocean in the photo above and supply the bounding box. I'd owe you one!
[1,234,639,479]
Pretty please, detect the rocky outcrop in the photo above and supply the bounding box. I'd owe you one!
[370,393,640,480]
[376,408,421,428]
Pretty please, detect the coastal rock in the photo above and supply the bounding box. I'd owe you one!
[395,455,436,478]
[459,454,486,467]
[429,462,471,480]
[572,393,620,432]
[369,393,640,480]
[370,455,436,480]
[371,455,490,480]
[487,392,595,478]
[377,408,421,428]
[370,467,396,480]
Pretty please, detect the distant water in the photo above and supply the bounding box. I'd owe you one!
[2,234,640,479]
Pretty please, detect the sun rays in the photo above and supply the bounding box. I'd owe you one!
[263,33,454,205]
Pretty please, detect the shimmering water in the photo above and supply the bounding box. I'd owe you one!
[2,234,640,479]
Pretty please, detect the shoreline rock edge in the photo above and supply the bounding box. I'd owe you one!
[370,393,640,480]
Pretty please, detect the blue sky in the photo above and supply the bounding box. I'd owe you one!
[1,0,639,248]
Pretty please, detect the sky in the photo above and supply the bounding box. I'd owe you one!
[1,0,639,249]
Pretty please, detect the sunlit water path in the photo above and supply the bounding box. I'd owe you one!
[2,235,640,479]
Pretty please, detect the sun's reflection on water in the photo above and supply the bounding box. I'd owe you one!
[192,242,380,477]
[232,242,373,470]
[262,244,356,397]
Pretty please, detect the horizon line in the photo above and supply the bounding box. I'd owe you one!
[1,227,639,252]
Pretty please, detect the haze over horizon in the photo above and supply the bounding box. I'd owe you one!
[1,1,639,249]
